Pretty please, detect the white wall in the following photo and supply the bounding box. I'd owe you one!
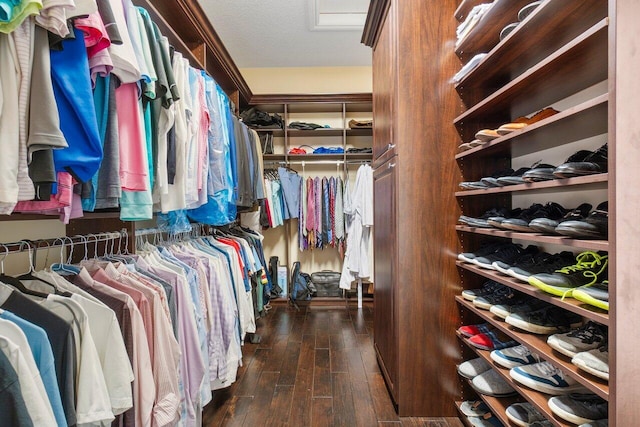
[241,66,373,94]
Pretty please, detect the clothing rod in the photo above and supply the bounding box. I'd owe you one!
[286,160,345,165]
[0,230,127,255]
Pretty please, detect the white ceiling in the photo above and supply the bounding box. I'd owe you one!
[197,0,373,68]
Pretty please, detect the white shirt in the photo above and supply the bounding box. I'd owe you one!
[0,335,57,426]
[0,33,21,214]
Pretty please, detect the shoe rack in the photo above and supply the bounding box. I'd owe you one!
[453,1,611,426]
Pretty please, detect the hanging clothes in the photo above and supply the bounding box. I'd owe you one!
[339,164,374,289]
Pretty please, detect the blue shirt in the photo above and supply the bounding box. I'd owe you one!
[1,311,67,427]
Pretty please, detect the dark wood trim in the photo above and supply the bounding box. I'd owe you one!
[361,0,391,47]
[133,0,252,105]
[249,93,372,105]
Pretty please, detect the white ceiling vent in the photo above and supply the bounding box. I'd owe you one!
[309,0,370,31]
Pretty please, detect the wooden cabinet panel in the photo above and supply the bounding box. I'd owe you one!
[372,2,396,161]
[373,157,398,401]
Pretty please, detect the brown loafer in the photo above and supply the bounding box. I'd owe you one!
[475,129,501,142]
[497,107,560,135]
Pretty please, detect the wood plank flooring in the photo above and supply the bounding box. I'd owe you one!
[202,303,463,427]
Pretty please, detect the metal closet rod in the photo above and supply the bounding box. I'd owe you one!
[0,229,128,255]
[264,160,370,166]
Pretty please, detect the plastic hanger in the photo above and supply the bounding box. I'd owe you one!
[51,236,80,275]
[16,240,72,297]
[0,242,51,298]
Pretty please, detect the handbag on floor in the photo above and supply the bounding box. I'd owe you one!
[289,261,315,308]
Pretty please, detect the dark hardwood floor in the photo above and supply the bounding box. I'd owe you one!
[202,302,463,427]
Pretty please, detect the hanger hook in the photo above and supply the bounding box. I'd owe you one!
[0,244,8,274]
[18,240,35,273]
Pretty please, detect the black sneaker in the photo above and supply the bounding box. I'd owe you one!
[528,251,608,297]
[555,202,608,239]
[529,203,592,234]
[501,202,567,232]
[548,393,608,425]
[506,305,583,334]
[522,162,557,182]
[507,251,575,282]
[473,286,521,310]
[473,244,537,270]
[495,167,532,186]
[479,168,515,187]
[486,207,524,228]
[491,205,543,230]
[490,298,550,320]
[493,250,549,276]
[459,207,510,228]
[553,143,608,178]
[461,281,508,301]
[458,242,506,263]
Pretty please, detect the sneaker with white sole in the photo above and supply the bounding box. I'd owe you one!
[548,393,608,425]
[462,281,506,301]
[490,298,549,320]
[505,402,546,427]
[459,400,490,417]
[510,361,587,394]
[506,305,583,335]
[458,357,492,379]
[547,322,607,358]
[573,281,609,311]
[528,251,608,298]
[491,344,540,369]
[472,369,518,397]
[572,345,609,381]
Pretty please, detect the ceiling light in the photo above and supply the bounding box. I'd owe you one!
[309,0,370,31]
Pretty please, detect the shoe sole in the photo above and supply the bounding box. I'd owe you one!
[506,268,532,282]
[492,262,513,276]
[509,369,586,395]
[470,381,518,398]
[528,276,578,298]
[489,305,511,319]
[547,397,597,425]
[472,259,497,270]
[472,299,495,310]
[555,222,605,238]
[571,357,609,381]
[546,338,583,358]
[572,289,609,311]
[505,410,533,427]
[499,223,536,232]
[505,314,582,335]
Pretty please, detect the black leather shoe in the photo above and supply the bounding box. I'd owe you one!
[553,144,608,178]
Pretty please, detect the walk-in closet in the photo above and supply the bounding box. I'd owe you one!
[0,0,638,426]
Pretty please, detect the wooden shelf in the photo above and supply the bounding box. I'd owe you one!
[287,153,345,161]
[455,394,522,427]
[287,128,344,137]
[456,1,607,107]
[456,261,609,326]
[345,153,373,161]
[455,94,608,160]
[346,128,373,136]
[457,297,610,400]
[455,174,608,196]
[454,19,609,142]
[0,211,124,222]
[454,0,487,22]
[457,334,577,427]
[262,154,287,162]
[455,0,534,62]
[455,225,609,252]
[251,128,284,137]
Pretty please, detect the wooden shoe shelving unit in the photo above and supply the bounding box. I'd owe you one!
[452,0,618,426]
